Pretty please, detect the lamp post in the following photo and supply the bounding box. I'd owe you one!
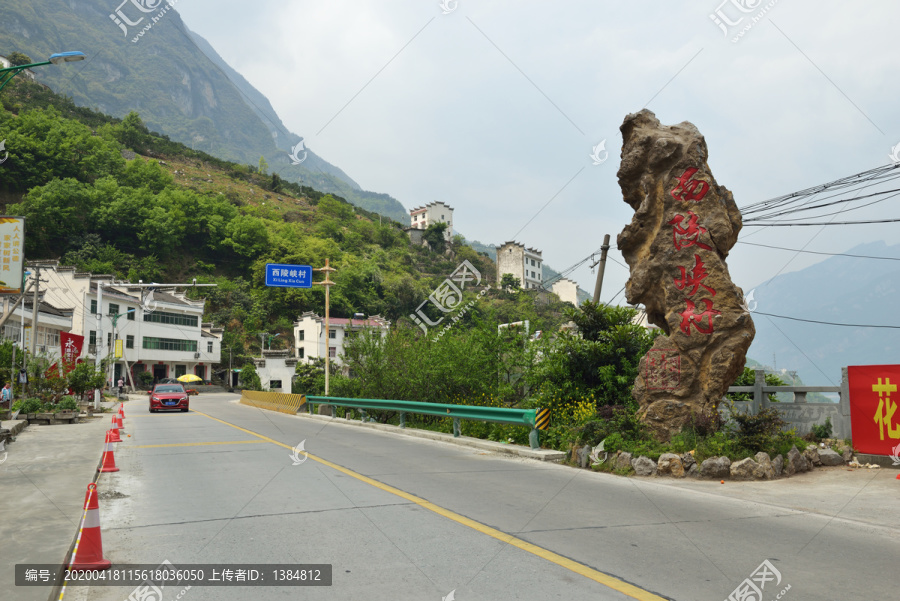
[0,52,86,92]
[268,333,281,350]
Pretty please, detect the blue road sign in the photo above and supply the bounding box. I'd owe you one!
[265,263,313,288]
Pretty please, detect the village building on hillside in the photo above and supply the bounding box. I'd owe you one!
[551,278,579,305]
[294,312,390,366]
[27,262,222,388]
[409,201,454,241]
[497,241,543,290]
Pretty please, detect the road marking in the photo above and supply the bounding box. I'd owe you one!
[191,409,667,601]
[129,440,267,449]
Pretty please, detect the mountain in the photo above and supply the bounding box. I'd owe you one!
[0,0,409,222]
[745,241,900,384]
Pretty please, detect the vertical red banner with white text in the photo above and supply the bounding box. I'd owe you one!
[848,364,900,456]
[60,332,85,374]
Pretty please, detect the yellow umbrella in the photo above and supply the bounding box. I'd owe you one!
[177,374,203,383]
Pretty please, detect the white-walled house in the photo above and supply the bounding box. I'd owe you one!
[0,298,74,361]
[409,201,454,241]
[497,241,543,290]
[252,350,298,393]
[294,312,390,366]
[29,263,222,387]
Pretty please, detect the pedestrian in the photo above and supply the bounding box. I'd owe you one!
[117,377,125,397]
[1,382,11,407]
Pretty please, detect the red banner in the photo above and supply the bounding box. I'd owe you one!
[848,364,900,456]
[60,332,85,373]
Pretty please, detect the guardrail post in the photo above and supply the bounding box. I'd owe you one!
[452,418,460,437]
[529,428,539,450]
[399,412,406,428]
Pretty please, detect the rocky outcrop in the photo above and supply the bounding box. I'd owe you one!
[699,456,731,479]
[730,457,757,479]
[632,456,658,476]
[804,445,822,467]
[772,454,784,477]
[617,110,755,440]
[615,451,634,471]
[818,448,845,466]
[657,453,685,477]
[785,446,809,475]
[754,452,776,480]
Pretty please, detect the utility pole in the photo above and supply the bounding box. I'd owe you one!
[30,265,40,357]
[313,259,336,396]
[94,282,104,409]
[257,332,268,353]
[591,234,611,304]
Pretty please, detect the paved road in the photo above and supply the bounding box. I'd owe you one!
[64,393,898,601]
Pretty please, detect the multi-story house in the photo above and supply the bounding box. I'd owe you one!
[409,201,454,241]
[294,312,390,366]
[0,298,74,361]
[28,263,222,387]
[497,241,543,290]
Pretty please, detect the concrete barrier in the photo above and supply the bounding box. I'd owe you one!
[239,391,307,415]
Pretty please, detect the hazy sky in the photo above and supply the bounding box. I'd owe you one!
[154,1,900,323]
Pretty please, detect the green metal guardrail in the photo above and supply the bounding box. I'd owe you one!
[306,396,548,450]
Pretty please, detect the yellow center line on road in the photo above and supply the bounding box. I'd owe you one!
[190,409,667,601]
[128,440,268,449]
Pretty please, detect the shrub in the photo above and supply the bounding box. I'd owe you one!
[809,417,833,441]
[57,397,79,412]
[18,398,43,414]
[730,407,788,455]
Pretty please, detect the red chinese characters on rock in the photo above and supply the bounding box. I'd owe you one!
[671,167,710,202]
[644,349,681,391]
[673,254,716,297]
[678,299,721,335]
[668,212,712,251]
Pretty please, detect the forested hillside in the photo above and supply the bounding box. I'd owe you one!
[0,77,573,364]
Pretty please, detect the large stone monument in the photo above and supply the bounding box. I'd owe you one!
[617,110,755,440]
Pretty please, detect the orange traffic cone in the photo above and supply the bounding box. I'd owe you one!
[98,430,119,473]
[110,414,121,435]
[116,414,124,431]
[118,404,125,420]
[70,483,111,571]
[108,426,121,443]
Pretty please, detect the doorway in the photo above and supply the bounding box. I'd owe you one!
[153,365,167,383]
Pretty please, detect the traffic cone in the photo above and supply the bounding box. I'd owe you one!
[110,414,121,436]
[70,483,111,571]
[116,414,124,431]
[98,430,119,473]
[108,426,121,443]
[118,404,125,420]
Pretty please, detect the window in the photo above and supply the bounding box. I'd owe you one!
[108,303,119,316]
[142,337,198,352]
[90,299,97,314]
[270,380,282,390]
[175,365,187,378]
[89,330,97,346]
[298,348,305,358]
[107,333,112,347]
[329,329,336,339]
[329,346,336,358]
[126,335,134,349]
[207,341,213,353]
[143,311,199,327]
[298,330,304,341]
[127,309,135,321]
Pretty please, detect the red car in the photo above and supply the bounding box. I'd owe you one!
[148,384,190,413]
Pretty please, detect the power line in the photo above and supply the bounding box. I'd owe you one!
[736,241,900,261]
[754,311,900,329]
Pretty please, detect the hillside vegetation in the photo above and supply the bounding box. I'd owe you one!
[0,77,573,363]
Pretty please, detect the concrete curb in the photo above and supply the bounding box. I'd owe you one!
[856,453,900,468]
[1,418,28,437]
[292,410,566,462]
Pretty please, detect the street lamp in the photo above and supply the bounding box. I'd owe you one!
[268,333,281,350]
[0,51,86,92]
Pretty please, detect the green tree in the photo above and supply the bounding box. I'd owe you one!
[239,363,262,391]
[423,222,448,253]
[6,52,32,67]
[258,156,269,175]
[500,273,521,291]
[67,361,107,400]
[726,367,788,403]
